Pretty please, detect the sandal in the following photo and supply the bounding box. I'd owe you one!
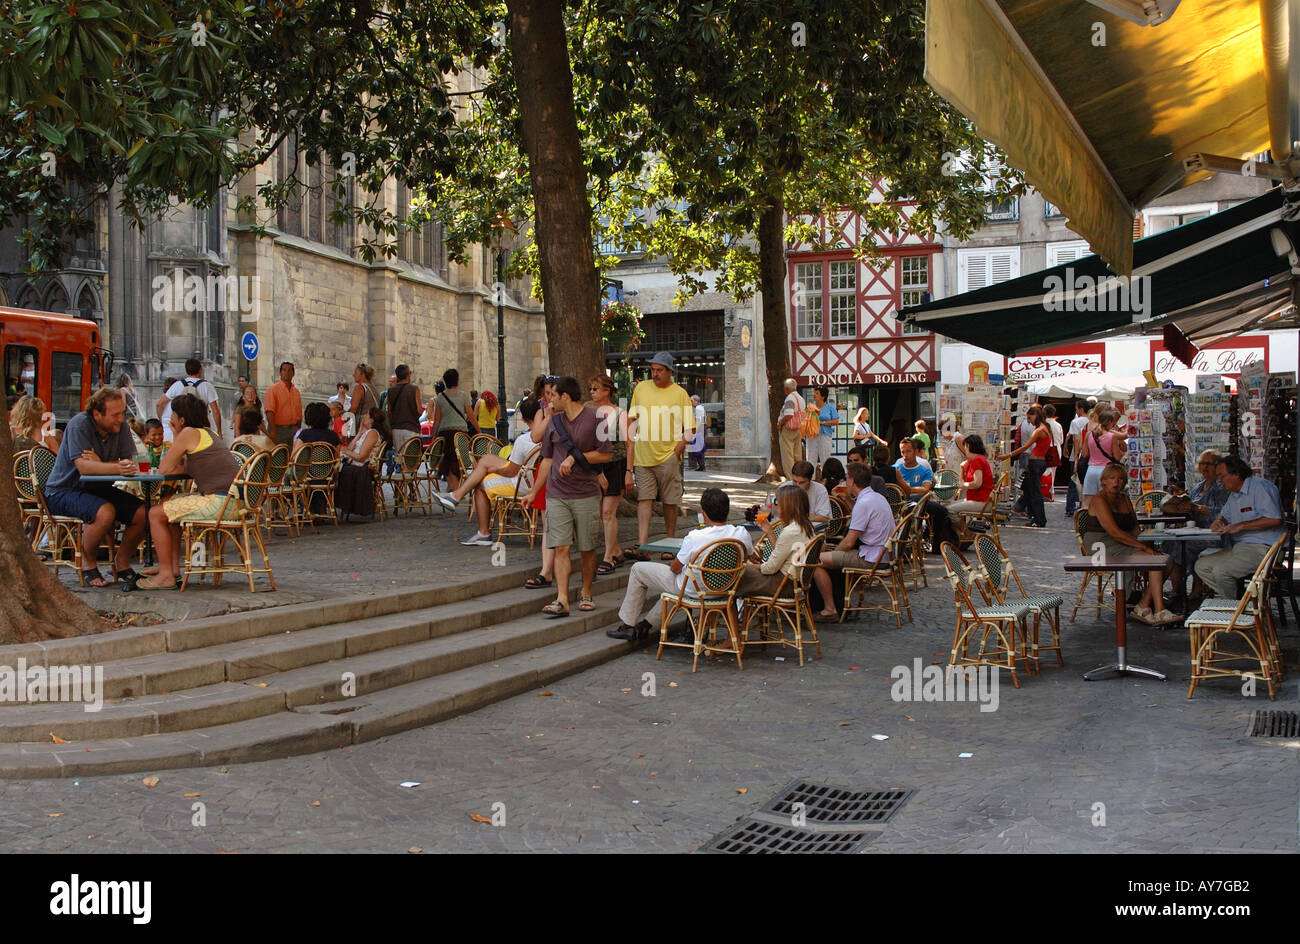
[595,560,616,576]
[80,568,112,589]
[578,595,596,611]
[660,552,675,561]
[114,566,140,583]
[524,574,553,589]
[541,600,570,618]
[612,554,626,567]
[622,549,648,562]
[814,611,840,622]
[124,574,180,591]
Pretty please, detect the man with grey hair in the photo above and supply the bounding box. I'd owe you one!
[689,394,707,471]
[777,378,805,479]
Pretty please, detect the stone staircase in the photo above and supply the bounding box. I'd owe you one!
[0,566,632,778]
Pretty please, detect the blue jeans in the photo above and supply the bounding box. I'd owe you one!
[1022,458,1047,526]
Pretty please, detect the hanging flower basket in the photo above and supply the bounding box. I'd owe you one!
[601,300,645,353]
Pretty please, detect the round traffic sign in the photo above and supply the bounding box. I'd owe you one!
[241,331,259,361]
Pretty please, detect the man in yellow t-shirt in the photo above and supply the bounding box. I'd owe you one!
[625,351,695,557]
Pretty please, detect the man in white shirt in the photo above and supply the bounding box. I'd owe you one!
[690,395,708,471]
[790,460,831,521]
[1065,400,1089,516]
[608,487,752,643]
[155,357,220,443]
[777,378,805,480]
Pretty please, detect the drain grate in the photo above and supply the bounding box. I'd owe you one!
[702,819,875,854]
[1248,710,1300,737]
[759,780,914,826]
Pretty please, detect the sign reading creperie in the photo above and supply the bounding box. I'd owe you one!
[800,370,940,386]
[1005,343,1105,381]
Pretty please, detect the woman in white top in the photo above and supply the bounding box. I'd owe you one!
[335,408,391,520]
[852,406,887,448]
[735,484,816,600]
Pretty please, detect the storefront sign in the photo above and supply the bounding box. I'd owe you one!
[803,370,939,386]
[1005,343,1105,381]
[1150,336,1267,376]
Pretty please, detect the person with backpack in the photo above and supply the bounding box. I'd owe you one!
[156,358,221,443]
[430,367,478,492]
[804,386,838,478]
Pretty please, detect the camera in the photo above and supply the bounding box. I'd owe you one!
[434,380,446,395]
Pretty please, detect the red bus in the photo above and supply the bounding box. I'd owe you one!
[1,307,113,427]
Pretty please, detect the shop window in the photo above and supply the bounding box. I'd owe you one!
[50,351,82,419]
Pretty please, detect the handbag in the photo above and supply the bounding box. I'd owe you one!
[1045,444,1060,468]
[800,407,821,438]
[783,393,805,431]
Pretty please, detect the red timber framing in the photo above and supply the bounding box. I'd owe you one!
[787,196,942,387]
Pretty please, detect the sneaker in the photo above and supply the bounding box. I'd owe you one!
[436,492,460,512]
[459,532,493,546]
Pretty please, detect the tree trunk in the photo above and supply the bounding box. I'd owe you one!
[757,196,793,483]
[0,399,105,644]
[507,0,603,382]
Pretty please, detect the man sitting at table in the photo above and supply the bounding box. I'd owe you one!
[813,462,894,621]
[606,487,752,644]
[42,386,149,587]
[894,436,933,496]
[789,460,832,523]
[1194,455,1285,600]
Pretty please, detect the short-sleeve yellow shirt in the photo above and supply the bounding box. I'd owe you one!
[630,379,695,468]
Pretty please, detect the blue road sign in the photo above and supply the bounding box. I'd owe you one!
[241,331,259,361]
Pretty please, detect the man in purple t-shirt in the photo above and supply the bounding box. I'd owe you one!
[522,376,612,617]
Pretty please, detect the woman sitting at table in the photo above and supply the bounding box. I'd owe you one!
[1082,462,1176,625]
[727,485,817,649]
[130,393,242,590]
[943,433,994,542]
[335,408,393,520]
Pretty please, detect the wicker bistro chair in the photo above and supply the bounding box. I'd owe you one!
[825,495,851,540]
[939,542,1033,689]
[1266,520,1298,628]
[491,449,542,547]
[932,468,960,501]
[840,514,912,627]
[452,430,475,480]
[902,492,931,590]
[884,484,906,517]
[13,450,41,545]
[1186,535,1287,699]
[231,441,258,463]
[952,470,1007,543]
[1070,509,1116,621]
[740,533,826,666]
[290,443,340,531]
[29,444,108,583]
[261,444,298,536]
[1134,490,1169,516]
[471,433,502,459]
[657,539,749,672]
[180,451,276,592]
[422,438,448,512]
[972,533,1065,674]
[385,436,429,516]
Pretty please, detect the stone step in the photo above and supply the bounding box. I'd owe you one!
[0,571,630,704]
[0,625,633,778]
[0,593,625,741]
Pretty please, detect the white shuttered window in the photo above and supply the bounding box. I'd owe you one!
[957,247,1021,292]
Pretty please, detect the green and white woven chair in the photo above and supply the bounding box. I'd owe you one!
[841,514,912,627]
[972,533,1064,673]
[740,533,825,667]
[180,451,276,592]
[657,538,748,672]
[932,468,960,501]
[940,542,1033,689]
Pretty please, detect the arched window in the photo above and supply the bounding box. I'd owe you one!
[44,281,68,313]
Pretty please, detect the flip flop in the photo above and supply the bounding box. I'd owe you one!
[578,595,596,611]
[524,574,553,589]
[596,560,616,576]
[125,574,180,591]
[541,600,569,618]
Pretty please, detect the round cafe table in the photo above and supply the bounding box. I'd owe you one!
[78,473,191,570]
[1063,550,1171,681]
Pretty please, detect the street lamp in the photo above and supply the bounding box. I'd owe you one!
[489,211,516,443]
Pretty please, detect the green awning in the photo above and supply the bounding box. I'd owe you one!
[900,188,1296,355]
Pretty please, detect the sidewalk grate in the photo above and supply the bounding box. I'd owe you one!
[759,780,914,825]
[1247,710,1300,737]
[702,819,875,854]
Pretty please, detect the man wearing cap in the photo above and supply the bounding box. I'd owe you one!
[625,352,695,559]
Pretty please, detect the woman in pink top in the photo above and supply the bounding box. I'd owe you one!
[1082,407,1128,511]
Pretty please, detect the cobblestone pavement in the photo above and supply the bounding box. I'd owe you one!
[11,490,1298,853]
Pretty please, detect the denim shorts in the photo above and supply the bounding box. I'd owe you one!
[45,485,144,525]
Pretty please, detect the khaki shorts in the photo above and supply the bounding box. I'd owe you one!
[545,495,601,551]
[824,547,887,569]
[633,458,683,505]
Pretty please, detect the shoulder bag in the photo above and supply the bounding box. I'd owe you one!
[551,414,595,473]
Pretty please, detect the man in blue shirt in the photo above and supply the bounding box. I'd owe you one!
[1194,455,1285,599]
[43,386,149,587]
[893,437,934,497]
